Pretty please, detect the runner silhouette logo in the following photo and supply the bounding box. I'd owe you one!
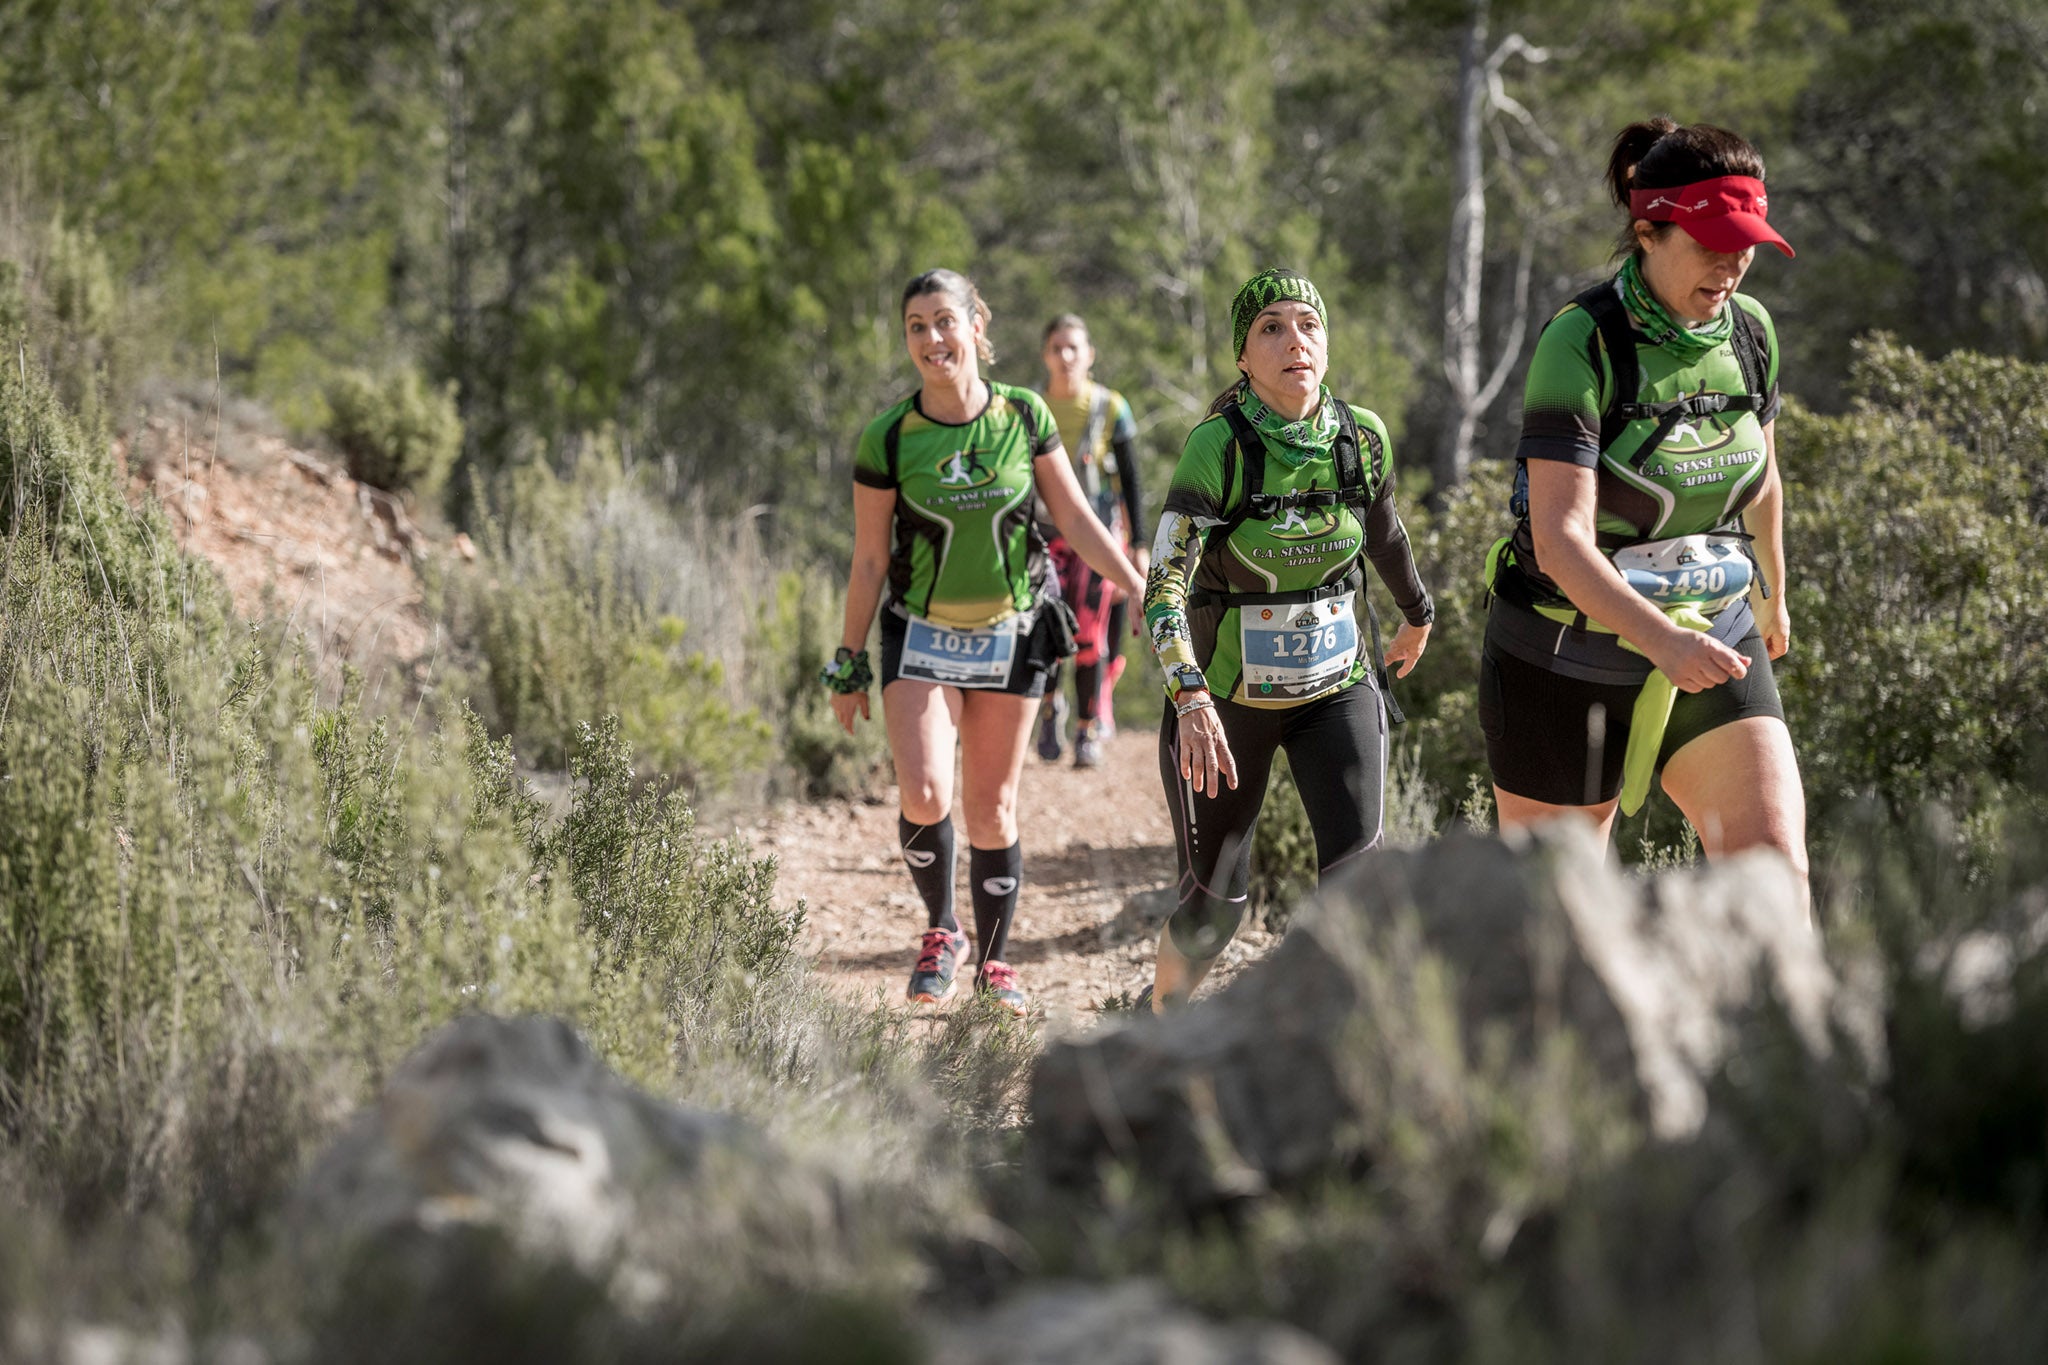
[937,446,999,489]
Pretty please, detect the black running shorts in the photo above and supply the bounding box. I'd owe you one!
[1479,625,1784,807]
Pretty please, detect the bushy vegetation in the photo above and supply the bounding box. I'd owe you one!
[0,351,1020,1355]
[3,1,2046,1353]
[323,366,463,503]
[437,449,773,795]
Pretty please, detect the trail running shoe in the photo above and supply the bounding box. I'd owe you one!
[906,927,967,1006]
[976,960,1028,1017]
[1072,723,1104,769]
[1134,983,1156,1014]
[1035,693,1067,762]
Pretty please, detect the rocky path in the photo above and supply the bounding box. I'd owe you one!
[739,725,1276,1035]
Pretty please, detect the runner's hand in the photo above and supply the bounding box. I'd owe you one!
[1176,694,1238,796]
[1384,621,1431,679]
[1111,547,1150,607]
[1756,595,1792,660]
[1647,628,1747,693]
[830,690,870,735]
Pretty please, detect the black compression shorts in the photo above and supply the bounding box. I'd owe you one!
[1479,625,1784,807]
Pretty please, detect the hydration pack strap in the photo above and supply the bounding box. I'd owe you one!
[1577,283,1770,471]
[1205,398,1401,723]
[1080,384,1111,463]
[1214,400,1382,536]
[1187,573,1357,612]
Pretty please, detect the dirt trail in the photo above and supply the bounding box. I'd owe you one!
[738,725,1275,1035]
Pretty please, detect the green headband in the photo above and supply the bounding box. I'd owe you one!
[1231,268,1326,360]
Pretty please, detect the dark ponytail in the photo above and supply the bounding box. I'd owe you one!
[1607,119,1767,258]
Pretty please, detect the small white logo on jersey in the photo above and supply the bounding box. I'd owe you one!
[982,876,1018,896]
[904,849,937,868]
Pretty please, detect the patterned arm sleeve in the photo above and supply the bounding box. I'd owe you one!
[1143,513,1217,699]
[1143,419,1231,700]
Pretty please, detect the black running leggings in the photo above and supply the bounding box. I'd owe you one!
[1156,679,1387,960]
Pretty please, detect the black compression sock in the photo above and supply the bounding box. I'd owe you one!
[898,816,958,934]
[969,842,1022,964]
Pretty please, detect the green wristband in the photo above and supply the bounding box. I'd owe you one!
[820,647,874,695]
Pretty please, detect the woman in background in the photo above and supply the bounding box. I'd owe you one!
[1034,312,1148,769]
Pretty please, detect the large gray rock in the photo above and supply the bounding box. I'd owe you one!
[1031,821,1843,1204]
[931,1282,1338,1365]
[292,1014,816,1281]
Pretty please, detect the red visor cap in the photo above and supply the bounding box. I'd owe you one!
[1629,175,1795,258]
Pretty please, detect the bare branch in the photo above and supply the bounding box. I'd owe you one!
[1475,233,1537,413]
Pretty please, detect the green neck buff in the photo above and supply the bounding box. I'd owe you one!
[1235,380,1337,468]
[1618,255,1733,364]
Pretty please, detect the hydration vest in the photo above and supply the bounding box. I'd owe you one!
[1493,282,1771,612]
[1188,399,1404,722]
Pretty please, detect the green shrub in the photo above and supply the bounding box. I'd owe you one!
[1778,337,2048,859]
[0,351,1015,1347]
[752,569,889,799]
[324,366,463,504]
[439,450,777,794]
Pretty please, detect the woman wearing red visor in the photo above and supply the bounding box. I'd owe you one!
[1480,118,1808,907]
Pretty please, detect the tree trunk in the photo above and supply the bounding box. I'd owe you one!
[1439,0,1490,492]
[438,6,478,491]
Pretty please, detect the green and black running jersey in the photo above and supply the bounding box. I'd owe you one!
[1510,284,1781,595]
[853,382,1061,629]
[1145,403,1430,708]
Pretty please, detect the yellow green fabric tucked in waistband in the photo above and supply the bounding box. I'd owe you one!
[1524,597,1717,815]
[1618,603,1714,816]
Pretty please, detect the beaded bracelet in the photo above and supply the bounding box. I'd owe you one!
[819,647,873,695]
[1173,692,1215,719]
